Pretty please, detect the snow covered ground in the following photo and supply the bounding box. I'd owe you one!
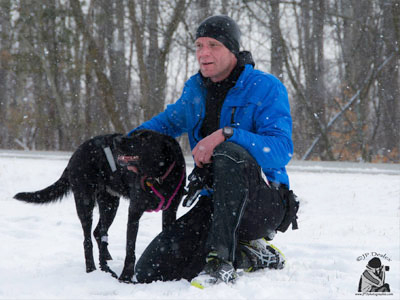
[0,150,399,299]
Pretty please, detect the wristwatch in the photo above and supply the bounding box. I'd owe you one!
[222,126,234,140]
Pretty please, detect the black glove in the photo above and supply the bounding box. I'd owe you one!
[276,190,299,232]
[183,165,213,207]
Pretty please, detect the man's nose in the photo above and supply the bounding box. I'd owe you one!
[197,45,211,56]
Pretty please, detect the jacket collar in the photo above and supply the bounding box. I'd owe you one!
[232,64,254,90]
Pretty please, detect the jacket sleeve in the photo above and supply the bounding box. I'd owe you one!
[229,76,293,169]
[128,87,189,138]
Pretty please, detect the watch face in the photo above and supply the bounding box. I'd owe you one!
[223,127,233,138]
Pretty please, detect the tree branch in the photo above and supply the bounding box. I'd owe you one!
[301,52,396,160]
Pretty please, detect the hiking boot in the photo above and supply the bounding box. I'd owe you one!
[237,238,285,272]
[191,252,238,288]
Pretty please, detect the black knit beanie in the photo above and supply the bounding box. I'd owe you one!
[195,15,241,55]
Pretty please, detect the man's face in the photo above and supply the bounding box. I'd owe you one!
[195,37,237,83]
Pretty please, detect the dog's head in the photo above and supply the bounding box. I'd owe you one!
[113,130,186,212]
[114,130,177,178]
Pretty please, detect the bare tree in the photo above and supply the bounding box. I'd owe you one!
[269,0,284,80]
[0,0,398,162]
[0,0,12,148]
[102,0,131,125]
[70,0,126,133]
[376,0,400,160]
[128,0,190,121]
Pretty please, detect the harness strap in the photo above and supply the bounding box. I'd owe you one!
[103,146,117,172]
[116,155,184,213]
[146,169,185,213]
[140,161,176,191]
[161,161,176,181]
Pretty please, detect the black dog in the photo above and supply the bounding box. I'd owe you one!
[14,130,186,283]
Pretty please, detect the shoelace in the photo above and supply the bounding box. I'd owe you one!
[218,267,236,283]
[245,245,278,267]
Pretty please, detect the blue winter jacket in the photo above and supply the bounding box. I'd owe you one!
[131,64,293,187]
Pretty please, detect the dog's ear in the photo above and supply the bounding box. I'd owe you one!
[129,129,147,138]
[113,135,142,161]
[133,129,157,140]
[113,135,123,146]
[128,131,167,176]
[162,135,183,164]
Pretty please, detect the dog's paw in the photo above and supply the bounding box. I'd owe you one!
[86,264,96,273]
[118,272,134,284]
[118,277,134,284]
[100,264,118,279]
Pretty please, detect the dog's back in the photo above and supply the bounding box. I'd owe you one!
[14,134,122,204]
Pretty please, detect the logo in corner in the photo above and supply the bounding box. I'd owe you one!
[356,252,392,296]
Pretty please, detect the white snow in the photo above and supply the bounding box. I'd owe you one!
[0,151,399,299]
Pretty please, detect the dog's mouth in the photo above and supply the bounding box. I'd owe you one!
[117,154,170,185]
[127,165,139,174]
[117,155,140,167]
[117,155,142,175]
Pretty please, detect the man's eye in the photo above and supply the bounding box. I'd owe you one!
[210,42,221,48]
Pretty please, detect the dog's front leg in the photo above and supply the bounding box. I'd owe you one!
[119,206,142,283]
[162,203,178,231]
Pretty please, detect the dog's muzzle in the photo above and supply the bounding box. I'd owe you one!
[117,155,140,167]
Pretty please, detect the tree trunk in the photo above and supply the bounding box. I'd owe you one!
[377,0,400,156]
[269,0,283,80]
[70,0,125,133]
[129,0,188,122]
[0,0,11,148]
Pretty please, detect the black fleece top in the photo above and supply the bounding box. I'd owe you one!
[200,51,255,138]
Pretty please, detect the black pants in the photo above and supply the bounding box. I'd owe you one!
[135,142,286,283]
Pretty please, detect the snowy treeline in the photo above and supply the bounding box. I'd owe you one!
[0,0,398,162]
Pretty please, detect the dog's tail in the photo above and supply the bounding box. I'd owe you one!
[14,168,71,204]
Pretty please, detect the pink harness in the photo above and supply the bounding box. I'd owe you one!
[145,169,185,212]
[117,155,185,213]
[140,161,185,213]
